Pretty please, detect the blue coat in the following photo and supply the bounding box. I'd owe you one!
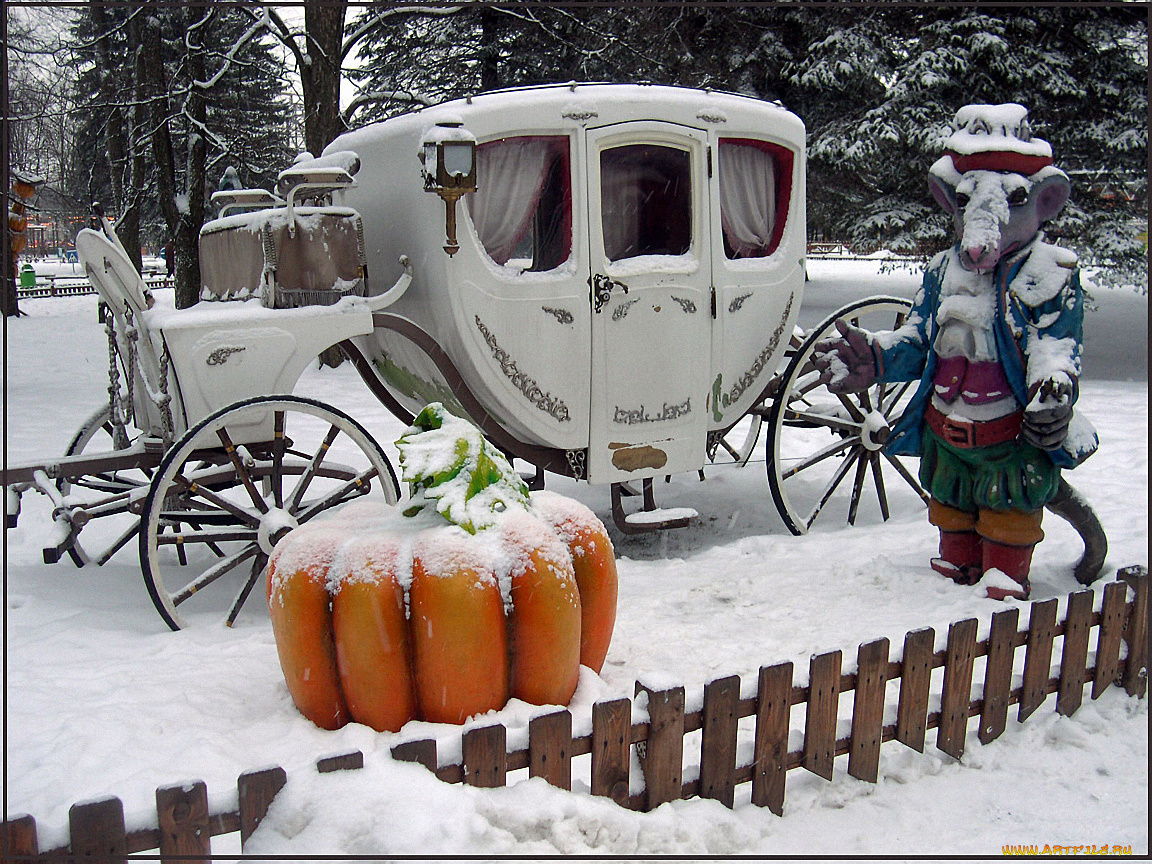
[875,240,1098,469]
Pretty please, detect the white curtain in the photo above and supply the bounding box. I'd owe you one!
[469,139,555,265]
[718,142,776,258]
[600,154,643,261]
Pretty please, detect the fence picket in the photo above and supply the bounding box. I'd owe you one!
[699,675,740,807]
[937,618,978,759]
[1057,590,1095,716]
[895,628,934,752]
[803,650,841,780]
[390,739,437,774]
[529,710,573,790]
[591,698,631,806]
[4,814,39,857]
[156,781,211,861]
[848,638,889,783]
[462,725,507,788]
[316,751,364,773]
[1019,599,1058,721]
[1120,566,1149,697]
[637,683,685,810]
[238,766,287,848]
[979,608,1019,744]
[751,662,792,815]
[1093,581,1129,698]
[69,796,127,862]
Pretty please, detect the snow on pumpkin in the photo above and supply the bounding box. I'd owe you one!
[267,403,618,731]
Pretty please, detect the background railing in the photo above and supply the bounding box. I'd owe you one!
[15,274,172,300]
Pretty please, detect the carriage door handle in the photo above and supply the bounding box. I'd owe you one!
[590,274,629,314]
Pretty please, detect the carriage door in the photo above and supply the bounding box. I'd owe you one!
[585,122,712,484]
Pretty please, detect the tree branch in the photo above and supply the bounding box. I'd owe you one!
[194,7,268,90]
[340,89,435,126]
[341,4,465,64]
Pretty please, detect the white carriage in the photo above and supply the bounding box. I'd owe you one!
[332,84,806,491]
[320,84,929,536]
[9,83,1100,631]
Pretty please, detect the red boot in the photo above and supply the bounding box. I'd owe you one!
[982,540,1034,600]
[931,530,982,585]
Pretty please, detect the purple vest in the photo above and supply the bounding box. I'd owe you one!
[933,356,1013,405]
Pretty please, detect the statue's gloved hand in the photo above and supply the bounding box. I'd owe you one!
[1022,376,1074,450]
[812,319,878,393]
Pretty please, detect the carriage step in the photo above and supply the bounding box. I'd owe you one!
[623,507,698,531]
[610,480,698,535]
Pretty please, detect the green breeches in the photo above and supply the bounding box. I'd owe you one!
[918,426,1060,515]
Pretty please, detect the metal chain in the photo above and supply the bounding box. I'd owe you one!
[103,303,130,450]
[123,304,137,428]
[157,344,173,447]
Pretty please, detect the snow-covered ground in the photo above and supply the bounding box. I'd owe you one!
[2,260,1146,857]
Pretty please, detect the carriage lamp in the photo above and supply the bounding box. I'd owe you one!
[420,120,477,256]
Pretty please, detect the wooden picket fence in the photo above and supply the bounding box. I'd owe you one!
[4,566,1147,861]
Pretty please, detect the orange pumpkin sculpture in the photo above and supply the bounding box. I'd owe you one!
[267,403,618,731]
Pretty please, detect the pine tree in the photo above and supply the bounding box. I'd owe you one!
[796,6,1147,290]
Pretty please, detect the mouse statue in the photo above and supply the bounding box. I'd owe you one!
[813,103,1098,600]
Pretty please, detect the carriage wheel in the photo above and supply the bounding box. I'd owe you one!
[767,297,928,535]
[57,404,151,566]
[139,395,399,630]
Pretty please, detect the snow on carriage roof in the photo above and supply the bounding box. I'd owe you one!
[943,103,1052,158]
[329,82,806,152]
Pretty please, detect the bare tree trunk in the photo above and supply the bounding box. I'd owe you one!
[89,0,142,273]
[301,1,347,155]
[2,9,21,317]
[177,5,208,309]
[479,6,501,92]
[141,15,178,289]
[141,9,205,309]
[120,9,145,272]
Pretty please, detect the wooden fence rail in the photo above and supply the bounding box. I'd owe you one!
[4,566,1146,861]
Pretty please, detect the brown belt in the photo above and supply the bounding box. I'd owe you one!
[925,403,1022,448]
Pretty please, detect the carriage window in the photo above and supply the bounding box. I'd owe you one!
[718,138,794,259]
[467,136,571,271]
[600,144,691,262]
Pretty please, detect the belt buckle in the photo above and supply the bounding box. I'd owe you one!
[941,417,974,447]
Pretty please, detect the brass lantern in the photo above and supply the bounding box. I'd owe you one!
[421,120,478,256]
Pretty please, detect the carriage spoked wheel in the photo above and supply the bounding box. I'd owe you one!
[139,395,400,630]
[767,297,929,535]
[57,403,152,566]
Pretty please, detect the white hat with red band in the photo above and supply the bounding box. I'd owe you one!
[939,103,1054,176]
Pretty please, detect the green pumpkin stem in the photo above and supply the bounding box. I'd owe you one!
[395,403,530,533]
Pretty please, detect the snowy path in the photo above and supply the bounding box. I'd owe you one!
[2,267,1146,856]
